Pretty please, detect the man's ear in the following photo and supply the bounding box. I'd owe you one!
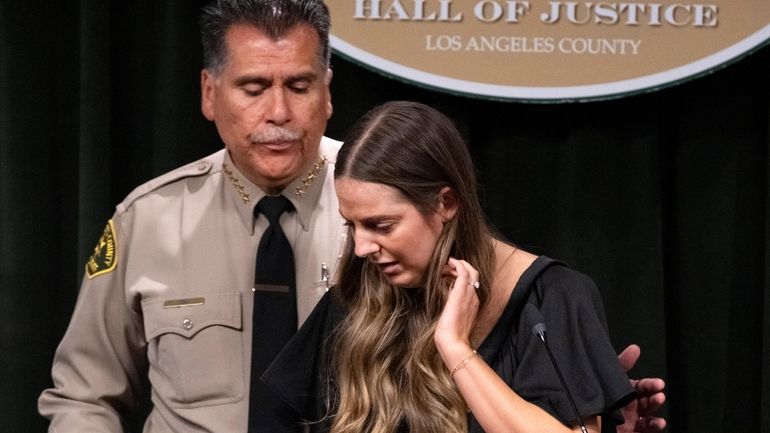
[200,69,216,121]
[324,67,333,119]
[437,187,458,222]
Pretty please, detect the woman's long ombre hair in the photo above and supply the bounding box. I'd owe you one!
[330,101,496,433]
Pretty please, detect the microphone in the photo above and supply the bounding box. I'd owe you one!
[523,304,589,433]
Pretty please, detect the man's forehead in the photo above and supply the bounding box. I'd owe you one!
[222,23,323,70]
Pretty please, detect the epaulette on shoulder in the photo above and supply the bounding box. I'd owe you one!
[117,158,214,213]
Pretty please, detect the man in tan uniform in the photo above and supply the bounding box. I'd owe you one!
[39,1,342,431]
[39,1,666,432]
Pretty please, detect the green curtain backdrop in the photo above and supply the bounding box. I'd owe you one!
[1,1,768,432]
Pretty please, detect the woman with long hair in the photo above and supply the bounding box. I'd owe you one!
[264,101,636,433]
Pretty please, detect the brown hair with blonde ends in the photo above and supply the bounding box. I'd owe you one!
[330,101,496,433]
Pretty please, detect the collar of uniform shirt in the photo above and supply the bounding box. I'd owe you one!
[222,150,328,234]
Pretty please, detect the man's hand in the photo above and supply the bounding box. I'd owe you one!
[617,344,667,433]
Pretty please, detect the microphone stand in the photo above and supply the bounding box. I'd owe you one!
[532,323,589,433]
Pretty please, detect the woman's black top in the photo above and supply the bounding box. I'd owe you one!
[262,256,636,432]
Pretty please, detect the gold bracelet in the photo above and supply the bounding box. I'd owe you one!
[450,349,478,379]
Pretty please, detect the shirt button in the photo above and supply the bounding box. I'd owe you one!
[197,162,208,171]
[182,318,193,330]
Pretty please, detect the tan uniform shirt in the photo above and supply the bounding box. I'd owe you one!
[39,138,346,432]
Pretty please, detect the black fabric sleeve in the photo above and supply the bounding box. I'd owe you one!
[514,266,636,426]
[261,292,345,426]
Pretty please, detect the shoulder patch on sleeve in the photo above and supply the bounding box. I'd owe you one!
[86,220,118,279]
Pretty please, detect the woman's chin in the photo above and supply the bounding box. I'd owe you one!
[385,274,423,289]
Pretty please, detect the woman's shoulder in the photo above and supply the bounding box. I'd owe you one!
[526,257,608,326]
[502,250,601,309]
[496,246,589,292]
[535,258,599,296]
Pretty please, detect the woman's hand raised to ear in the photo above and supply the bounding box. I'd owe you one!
[434,258,481,370]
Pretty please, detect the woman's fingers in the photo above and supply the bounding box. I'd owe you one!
[447,258,480,292]
[436,258,482,366]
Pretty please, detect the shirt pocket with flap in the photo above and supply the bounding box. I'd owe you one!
[141,292,244,408]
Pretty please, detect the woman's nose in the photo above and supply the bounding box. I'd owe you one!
[353,233,380,258]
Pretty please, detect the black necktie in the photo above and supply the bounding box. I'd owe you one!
[248,195,299,432]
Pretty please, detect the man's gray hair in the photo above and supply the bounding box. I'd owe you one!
[200,0,331,74]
